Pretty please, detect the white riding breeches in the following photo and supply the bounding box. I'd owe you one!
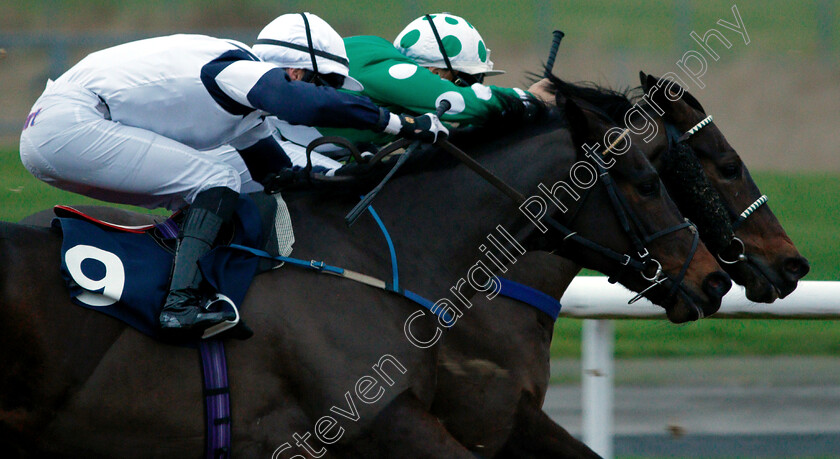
[19,80,255,211]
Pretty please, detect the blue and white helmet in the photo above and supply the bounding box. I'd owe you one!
[253,12,364,91]
[394,13,504,77]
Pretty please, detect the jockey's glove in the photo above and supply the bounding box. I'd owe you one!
[383,112,449,143]
[261,168,308,194]
[513,88,545,123]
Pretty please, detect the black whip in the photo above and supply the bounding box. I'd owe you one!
[544,30,565,78]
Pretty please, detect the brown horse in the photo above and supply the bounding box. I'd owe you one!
[4,99,728,457]
[641,72,809,301]
[538,72,809,302]
[429,73,810,458]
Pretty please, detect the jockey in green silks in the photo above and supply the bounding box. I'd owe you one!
[272,12,539,171]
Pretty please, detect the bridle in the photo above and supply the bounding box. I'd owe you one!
[337,103,704,308]
[547,128,701,306]
[665,115,768,265]
[448,120,699,308]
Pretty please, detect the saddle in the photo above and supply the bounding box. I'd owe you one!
[51,192,291,342]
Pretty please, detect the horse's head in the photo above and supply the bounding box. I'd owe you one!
[641,72,809,302]
[548,99,730,322]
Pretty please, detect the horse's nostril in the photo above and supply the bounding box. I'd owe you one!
[783,256,810,281]
[703,271,732,299]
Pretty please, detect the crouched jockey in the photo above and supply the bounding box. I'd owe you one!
[274,12,541,163]
[19,13,447,337]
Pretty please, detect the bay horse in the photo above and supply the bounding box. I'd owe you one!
[428,72,811,457]
[540,72,810,302]
[4,99,728,457]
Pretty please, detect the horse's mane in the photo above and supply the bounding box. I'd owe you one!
[534,71,653,123]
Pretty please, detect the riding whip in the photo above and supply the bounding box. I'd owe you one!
[544,30,565,78]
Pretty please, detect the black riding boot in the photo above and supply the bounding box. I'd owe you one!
[159,186,239,333]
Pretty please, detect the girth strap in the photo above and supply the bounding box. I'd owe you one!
[199,339,232,459]
[497,277,562,321]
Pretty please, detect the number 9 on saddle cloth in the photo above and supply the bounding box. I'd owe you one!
[51,192,292,343]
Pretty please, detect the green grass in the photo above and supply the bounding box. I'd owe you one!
[551,170,840,358]
[1,149,168,219]
[2,149,837,358]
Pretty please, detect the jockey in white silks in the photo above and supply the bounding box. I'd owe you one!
[19,12,447,337]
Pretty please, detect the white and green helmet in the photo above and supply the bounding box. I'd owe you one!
[394,13,504,77]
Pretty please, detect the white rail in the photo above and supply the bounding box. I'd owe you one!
[559,278,840,459]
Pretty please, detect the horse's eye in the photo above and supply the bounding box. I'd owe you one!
[719,162,742,180]
[637,181,659,197]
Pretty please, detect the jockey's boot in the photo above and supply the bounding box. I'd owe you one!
[159,186,239,333]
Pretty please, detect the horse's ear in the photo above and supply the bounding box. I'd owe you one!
[639,71,648,88]
[645,74,707,115]
[563,98,593,147]
[679,88,706,114]
[645,74,662,94]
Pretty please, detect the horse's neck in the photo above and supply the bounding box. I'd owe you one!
[370,128,578,295]
[502,252,582,300]
[435,252,582,392]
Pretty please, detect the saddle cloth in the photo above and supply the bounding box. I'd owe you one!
[52,194,281,340]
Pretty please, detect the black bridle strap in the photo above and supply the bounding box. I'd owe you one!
[667,223,700,301]
[555,221,647,271]
[645,220,693,244]
[436,139,651,272]
[425,14,458,79]
[598,168,649,257]
[587,129,651,257]
[435,136,703,300]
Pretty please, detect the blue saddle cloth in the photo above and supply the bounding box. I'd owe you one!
[53,197,264,340]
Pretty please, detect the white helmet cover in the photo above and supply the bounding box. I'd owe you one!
[394,13,504,77]
[253,12,363,91]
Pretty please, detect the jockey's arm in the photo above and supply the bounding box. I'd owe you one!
[345,37,527,124]
[204,59,392,130]
[207,58,446,182]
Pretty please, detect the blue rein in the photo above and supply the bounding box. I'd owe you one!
[228,204,561,322]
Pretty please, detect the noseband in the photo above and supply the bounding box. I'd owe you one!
[666,115,768,265]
